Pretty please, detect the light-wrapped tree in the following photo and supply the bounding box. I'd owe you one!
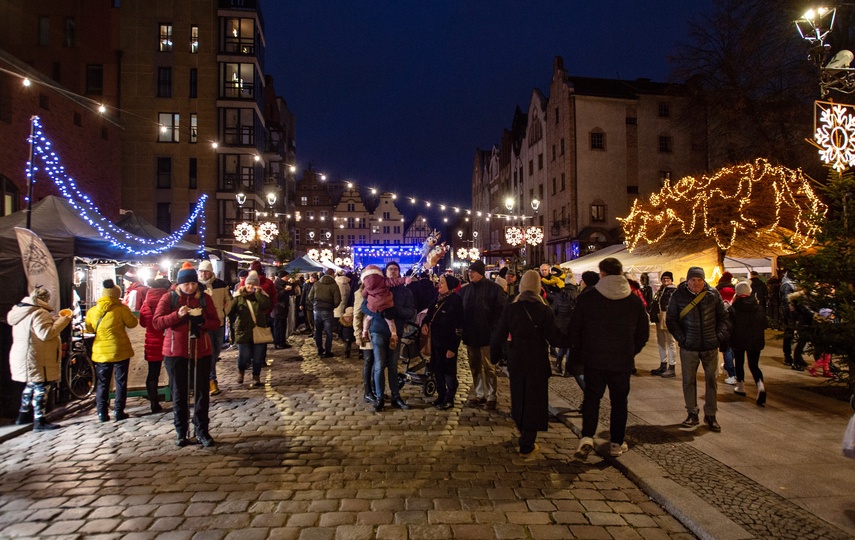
[619,158,827,268]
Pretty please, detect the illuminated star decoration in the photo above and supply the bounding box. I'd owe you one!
[505,226,524,246]
[619,158,826,255]
[815,103,855,172]
[233,222,255,243]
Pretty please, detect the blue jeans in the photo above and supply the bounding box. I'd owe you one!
[209,326,224,381]
[371,331,401,400]
[722,347,735,377]
[237,343,268,376]
[314,309,334,354]
[95,359,130,416]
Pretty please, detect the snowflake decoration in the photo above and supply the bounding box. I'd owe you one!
[525,226,544,246]
[342,257,352,267]
[233,222,255,243]
[257,222,279,243]
[320,249,333,262]
[457,247,469,259]
[334,257,343,266]
[505,226,523,246]
[468,248,480,260]
[816,104,855,172]
[307,248,320,261]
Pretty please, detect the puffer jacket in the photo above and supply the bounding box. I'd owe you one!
[8,298,71,383]
[152,288,220,358]
[551,284,578,332]
[309,274,342,311]
[458,277,507,347]
[666,282,730,352]
[85,295,138,363]
[139,281,171,362]
[729,295,766,351]
[231,287,272,344]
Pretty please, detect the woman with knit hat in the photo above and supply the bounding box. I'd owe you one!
[153,262,221,447]
[8,286,73,431]
[138,277,173,413]
[421,274,464,410]
[232,270,272,388]
[85,279,138,423]
[490,270,561,455]
[729,280,768,405]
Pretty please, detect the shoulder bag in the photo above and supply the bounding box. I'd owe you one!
[247,300,274,344]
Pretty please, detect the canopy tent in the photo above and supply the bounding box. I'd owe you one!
[560,244,775,287]
[320,259,345,273]
[282,255,325,274]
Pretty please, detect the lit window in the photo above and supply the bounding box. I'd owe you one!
[190,114,197,143]
[190,25,199,53]
[159,24,173,52]
[157,112,179,142]
[591,203,605,223]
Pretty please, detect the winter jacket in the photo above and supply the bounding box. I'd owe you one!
[239,273,277,315]
[551,284,578,332]
[717,282,736,304]
[273,277,295,318]
[122,282,149,315]
[334,275,351,318]
[360,268,405,313]
[231,287,272,344]
[85,295,138,363]
[152,288,221,358]
[362,283,416,339]
[408,278,438,313]
[729,295,766,351]
[8,298,71,383]
[568,275,649,372]
[750,277,768,308]
[199,276,233,326]
[458,277,507,347]
[139,283,171,362]
[666,282,730,352]
[353,287,374,350]
[309,274,342,312]
[648,283,677,323]
[423,292,463,356]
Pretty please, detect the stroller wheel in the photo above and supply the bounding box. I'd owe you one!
[424,378,437,397]
[397,373,407,390]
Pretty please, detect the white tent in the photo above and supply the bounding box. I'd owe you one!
[560,244,775,286]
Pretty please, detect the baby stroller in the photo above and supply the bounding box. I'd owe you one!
[397,317,437,398]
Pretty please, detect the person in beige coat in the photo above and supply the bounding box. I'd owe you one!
[8,286,72,431]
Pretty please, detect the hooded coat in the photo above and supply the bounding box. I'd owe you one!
[458,276,506,347]
[334,275,351,318]
[231,287,272,344]
[139,280,172,362]
[85,289,138,363]
[8,297,71,383]
[152,287,221,358]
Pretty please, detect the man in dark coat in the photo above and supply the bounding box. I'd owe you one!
[407,272,437,313]
[569,257,649,459]
[273,271,294,349]
[458,260,507,410]
[749,271,768,312]
[308,269,341,357]
[666,266,731,432]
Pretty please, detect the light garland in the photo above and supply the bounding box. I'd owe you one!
[28,117,206,257]
[619,158,826,253]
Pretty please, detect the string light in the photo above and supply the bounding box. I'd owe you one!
[619,158,826,254]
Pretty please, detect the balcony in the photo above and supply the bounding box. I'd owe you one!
[222,172,255,192]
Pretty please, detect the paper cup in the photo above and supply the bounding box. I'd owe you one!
[59,309,73,317]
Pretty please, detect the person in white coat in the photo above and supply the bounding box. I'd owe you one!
[8,286,72,431]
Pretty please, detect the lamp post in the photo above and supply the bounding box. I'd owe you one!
[795,5,855,97]
[233,191,279,254]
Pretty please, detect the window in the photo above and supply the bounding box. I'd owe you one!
[312,196,319,205]
[159,24,173,52]
[560,138,565,155]
[359,234,366,243]
[306,211,315,220]
[538,184,544,199]
[224,18,255,55]
[561,173,566,191]
[347,234,355,245]
[627,186,639,194]
[394,226,401,234]
[189,158,197,189]
[552,145,556,161]
[1,175,18,216]
[64,18,75,48]
[347,217,355,228]
[554,107,559,124]
[190,25,199,53]
[52,62,61,83]
[156,203,171,232]
[188,204,198,234]
[383,226,390,234]
[590,131,605,150]
[190,114,198,143]
[189,69,197,98]
[156,157,172,188]
[157,67,172,97]
[158,113,179,142]
[294,229,300,244]
[221,63,254,98]
[223,108,254,145]
[220,154,256,190]
[346,203,355,212]
[659,171,671,187]
[659,135,673,153]
[300,196,307,206]
[383,211,390,219]
[528,160,533,176]
[658,102,670,117]
[38,17,49,46]
[626,117,637,125]
[85,65,103,95]
[320,210,329,220]
[591,202,605,223]
[538,153,543,170]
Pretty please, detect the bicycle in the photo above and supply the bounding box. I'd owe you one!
[62,322,95,400]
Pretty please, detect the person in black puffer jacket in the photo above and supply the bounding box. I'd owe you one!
[666,266,731,432]
[729,281,767,406]
[552,277,578,376]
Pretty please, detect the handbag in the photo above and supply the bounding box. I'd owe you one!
[420,325,432,356]
[247,300,274,344]
[657,311,668,331]
[843,414,855,459]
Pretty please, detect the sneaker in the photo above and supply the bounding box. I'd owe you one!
[609,442,628,457]
[574,437,595,459]
[681,413,700,428]
[724,376,737,385]
[210,380,221,396]
[661,367,676,378]
[734,382,745,396]
[520,443,540,456]
[197,431,216,448]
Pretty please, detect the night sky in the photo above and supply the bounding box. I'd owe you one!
[263,1,714,217]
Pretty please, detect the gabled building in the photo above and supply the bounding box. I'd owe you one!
[294,167,335,253]
[403,213,432,245]
[367,192,404,245]
[332,185,371,248]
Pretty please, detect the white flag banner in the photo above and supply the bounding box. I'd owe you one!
[14,227,60,313]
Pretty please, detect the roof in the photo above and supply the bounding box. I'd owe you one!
[567,76,687,100]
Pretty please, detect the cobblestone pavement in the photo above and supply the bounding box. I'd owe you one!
[0,336,695,540]
[548,376,851,540]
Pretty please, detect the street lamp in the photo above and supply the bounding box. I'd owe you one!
[505,197,514,214]
[531,198,540,214]
[795,5,855,97]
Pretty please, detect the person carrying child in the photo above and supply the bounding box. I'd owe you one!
[359,264,409,349]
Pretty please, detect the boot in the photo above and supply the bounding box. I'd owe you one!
[661,366,676,378]
[15,410,33,425]
[210,380,221,396]
[651,362,667,375]
[237,371,245,384]
[344,344,351,358]
[251,374,262,388]
[33,418,60,432]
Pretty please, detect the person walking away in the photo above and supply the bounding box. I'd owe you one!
[552,275,578,376]
[333,270,352,355]
[716,272,737,384]
[198,260,233,396]
[121,269,149,316]
[492,270,562,455]
[779,270,798,366]
[9,287,72,431]
[459,260,507,410]
[273,271,294,349]
[749,271,767,313]
[138,277,172,412]
[422,274,464,410]
[232,270,272,388]
[765,273,782,325]
[648,271,678,378]
[152,263,221,447]
[408,271,438,313]
[301,273,318,335]
[787,287,816,371]
[85,280,138,423]
[666,266,731,432]
[309,269,342,357]
[570,258,649,458]
[729,281,767,405]
[353,283,376,403]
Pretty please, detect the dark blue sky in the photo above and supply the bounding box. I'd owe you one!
[263,1,713,214]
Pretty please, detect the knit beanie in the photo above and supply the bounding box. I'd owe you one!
[198,260,213,273]
[661,271,674,281]
[720,271,733,284]
[250,260,263,273]
[102,279,120,299]
[176,261,198,285]
[687,266,705,281]
[123,270,138,283]
[735,281,752,297]
[469,260,486,276]
[443,275,460,291]
[238,269,249,279]
[246,270,260,285]
[581,270,600,288]
[519,270,541,295]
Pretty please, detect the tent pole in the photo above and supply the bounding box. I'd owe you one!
[26,116,37,230]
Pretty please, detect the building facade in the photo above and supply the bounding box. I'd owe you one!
[368,192,404,245]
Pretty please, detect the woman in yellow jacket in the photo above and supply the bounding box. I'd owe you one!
[85,279,138,422]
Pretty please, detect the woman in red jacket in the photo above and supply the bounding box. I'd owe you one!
[138,277,172,413]
[153,263,220,447]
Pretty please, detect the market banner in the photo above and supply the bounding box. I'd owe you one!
[14,227,60,313]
